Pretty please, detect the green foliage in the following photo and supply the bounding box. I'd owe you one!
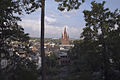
[37,53,61,80]
[45,38,61,45]
[66,1,120,80]
[9,57,39,80]
[45,53,60,80]
[55,0,84,11]
[0,0,41,80]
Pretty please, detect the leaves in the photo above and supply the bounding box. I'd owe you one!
[55,0,84,11]
[0,0,41,79]
[66,1,120,80]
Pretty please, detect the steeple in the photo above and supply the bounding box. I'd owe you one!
[64,26,67,39]
[68,35,69,39]
[61,26,69,45]
[61,32,63,40]
[64,26,66,33]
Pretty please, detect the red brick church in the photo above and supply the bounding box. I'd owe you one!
[61,27,69,45]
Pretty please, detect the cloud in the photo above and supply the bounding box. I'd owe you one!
[45,25,83,39]
[64,25,83,39]
[45,16,56,24]
[19,19,40,31]
[19,18,83,39]
[49,12,56,18]
[18,18,40,37]
[60,10,78,18]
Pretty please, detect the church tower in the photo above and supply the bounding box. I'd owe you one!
[61,27,69,45]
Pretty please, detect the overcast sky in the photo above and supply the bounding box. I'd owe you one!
[19,0,120,39]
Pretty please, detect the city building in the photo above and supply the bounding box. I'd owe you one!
[61,27,69,45]
[59,26,74,65]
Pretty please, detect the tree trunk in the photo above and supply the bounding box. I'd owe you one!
[102,40,109,80]
[41,0,46,80]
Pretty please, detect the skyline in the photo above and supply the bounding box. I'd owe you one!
[19,0,120,39]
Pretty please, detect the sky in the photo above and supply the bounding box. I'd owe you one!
[19,0,120,39]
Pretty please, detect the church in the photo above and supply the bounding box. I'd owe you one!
[61,27,69,45]
[59,26,74,65]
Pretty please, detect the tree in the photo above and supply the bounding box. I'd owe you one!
[45,53,60,80]
[0,0,85,80]
[40,0,46,80]
[40,0,85,80]
[66,1,120,80]
[83,1,120,80]
[55,0,85,11]
[0,0,41,80]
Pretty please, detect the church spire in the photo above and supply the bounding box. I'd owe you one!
[61,32,63,40]
[64,27,67,39]
[64,26,66,33]
[61,26,69,45]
